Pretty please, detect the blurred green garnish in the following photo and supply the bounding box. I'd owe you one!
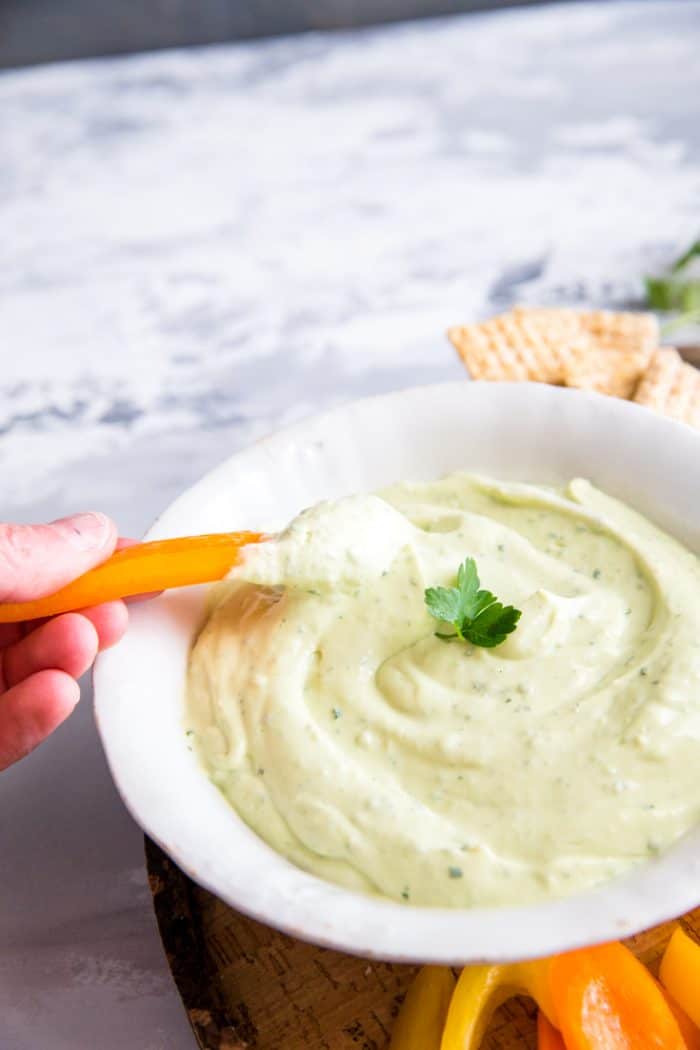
[646,238,700,329]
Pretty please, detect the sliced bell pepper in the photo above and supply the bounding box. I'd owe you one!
[389,966,456,1050]
[538,1011,566,1050]
[394,937,696,1050]
[0,531,267,623]
[439,960,555,1050]
[661,988,700,1050]
[549,942,688,1050]
[660,927,700,1030]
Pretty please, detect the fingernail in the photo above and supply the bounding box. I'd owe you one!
[54,512,112,548]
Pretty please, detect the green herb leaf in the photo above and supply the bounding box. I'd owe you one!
[646,276,700,314]
[659,307,700,338]
[671,238,700,274]
[467,601,522,648]
[424,585,463,625]
[645,236,700,314]
[456,558,480,606]
[424,557,521,650]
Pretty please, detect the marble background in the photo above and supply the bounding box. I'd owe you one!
[1,2,699,1047]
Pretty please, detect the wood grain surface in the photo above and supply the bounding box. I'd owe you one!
[145,838,700,1050]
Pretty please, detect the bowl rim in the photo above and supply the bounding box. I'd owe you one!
[94,380,700,964]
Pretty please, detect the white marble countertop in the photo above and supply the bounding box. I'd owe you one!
[1,2,699,1046]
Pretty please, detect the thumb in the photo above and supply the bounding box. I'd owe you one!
[0,513,118,603]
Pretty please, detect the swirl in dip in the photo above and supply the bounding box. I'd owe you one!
[186,474,700,908]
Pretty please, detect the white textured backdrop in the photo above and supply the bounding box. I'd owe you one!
[1,3,699,1047]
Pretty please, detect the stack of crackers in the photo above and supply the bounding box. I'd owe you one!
[448,306,700,430]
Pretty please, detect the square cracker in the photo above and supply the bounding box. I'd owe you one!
[633,348,700,429]
[511,306,590,334]
[514,306,659,352]
[448,312,590,384]
[562,344,654,399]
[580,310,659,355]
[450,307,658,386]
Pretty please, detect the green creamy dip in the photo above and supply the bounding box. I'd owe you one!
[186,474,700,908]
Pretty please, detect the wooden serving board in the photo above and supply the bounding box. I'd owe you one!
[145,837,700,1050]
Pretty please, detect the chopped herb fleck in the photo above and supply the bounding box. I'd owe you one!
[592,569,601,579]
[448,866,463,879]
[401,886,411,901]
[331,707,342,720]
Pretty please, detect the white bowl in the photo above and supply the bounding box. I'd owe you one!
[94,382,700,964]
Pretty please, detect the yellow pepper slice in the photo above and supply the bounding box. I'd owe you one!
[661,988,700,1050]
[389,966,456,1050]
[661,927,700,1030]
[439,959,555,1050]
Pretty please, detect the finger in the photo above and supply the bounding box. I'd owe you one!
[116,537,138,550]
[0,623,25,648]
[125,591,162,603]
[0,668,79,770]
[78,601,129,651]
[10,601,135,645]
[2,613,99,688]
[0,513,118,602]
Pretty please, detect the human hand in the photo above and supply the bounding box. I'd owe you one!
[0,513,129,771]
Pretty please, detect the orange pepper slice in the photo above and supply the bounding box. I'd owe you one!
[0,531,266,623]
[538,1011,566,1050]
[549,942,688,1050]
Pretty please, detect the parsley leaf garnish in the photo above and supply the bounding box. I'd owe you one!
[424,557,521,649]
